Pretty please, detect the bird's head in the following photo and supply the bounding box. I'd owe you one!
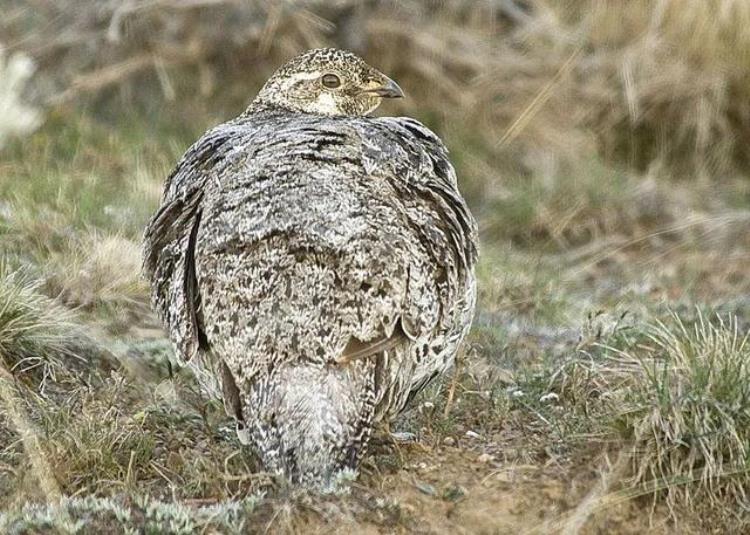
[252,48,404,116]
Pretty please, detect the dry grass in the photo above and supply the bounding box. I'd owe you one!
[0,267,107,512]
[36,374,264,501]
[481,308,750,531]
[5,0,750,178]
[0,362,63,505]
[577,0,750,175]
[43,233,148,313]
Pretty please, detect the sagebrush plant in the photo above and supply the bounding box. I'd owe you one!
[614,311,750,513]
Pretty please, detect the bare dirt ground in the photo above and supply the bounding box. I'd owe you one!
[197,433,690,534]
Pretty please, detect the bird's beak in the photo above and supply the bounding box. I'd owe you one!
[365,77,405,99]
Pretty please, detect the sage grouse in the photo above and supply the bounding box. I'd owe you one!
[143,48,478,486]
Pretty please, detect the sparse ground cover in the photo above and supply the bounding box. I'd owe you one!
[2,1,750,533]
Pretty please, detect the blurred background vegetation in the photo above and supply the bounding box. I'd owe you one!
[1,1,750,533]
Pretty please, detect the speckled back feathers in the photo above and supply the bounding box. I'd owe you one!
[143,49,478,486]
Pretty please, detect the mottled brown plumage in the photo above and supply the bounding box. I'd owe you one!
[143,48,477,487]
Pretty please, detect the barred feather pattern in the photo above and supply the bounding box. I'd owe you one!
[143,108,478,485]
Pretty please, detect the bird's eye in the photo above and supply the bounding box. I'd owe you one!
[321,73,341,89]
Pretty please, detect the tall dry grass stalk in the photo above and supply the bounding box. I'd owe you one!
[0,356,63,503]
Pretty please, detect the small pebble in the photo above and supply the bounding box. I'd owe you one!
[477,453,494,463]
[443,436,456,446]
[415,481,437,496]
[465,430,482,440]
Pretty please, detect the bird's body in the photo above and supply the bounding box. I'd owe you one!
[144,49,477,486]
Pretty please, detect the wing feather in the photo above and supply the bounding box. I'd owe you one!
[142,124,239,361]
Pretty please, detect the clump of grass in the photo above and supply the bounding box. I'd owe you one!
[0,267,83,389]
[0,267,123,508]
[614,311,750,516]
[2,212,151,324]
[0,268,80,506]
[43,233,148,315]
[0,270,261,512]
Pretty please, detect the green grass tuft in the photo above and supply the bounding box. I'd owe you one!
[612,311,750,515]
[0,266,82,388]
